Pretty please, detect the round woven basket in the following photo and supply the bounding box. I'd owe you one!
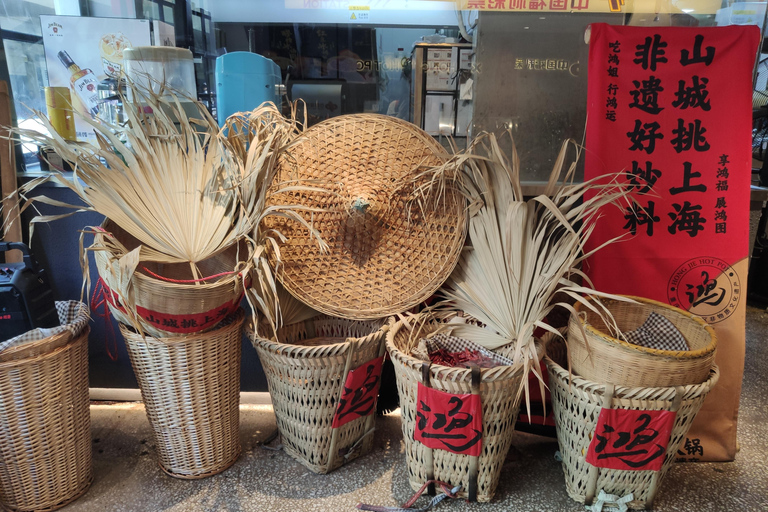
[386,319,534,502]
[94,220,249,338]
[247,316,387,474]
[120,309,244,479]
[546,357,719,510]
[568,296,716,387]
[264,113,466,320]
[0,329,92,512]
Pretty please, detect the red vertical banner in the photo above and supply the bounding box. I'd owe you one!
[584,23,760,461]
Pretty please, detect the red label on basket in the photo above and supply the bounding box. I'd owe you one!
[414,384,482,457]
[586,408,676,471]
[98,279,242,333]
[332,356,384,429]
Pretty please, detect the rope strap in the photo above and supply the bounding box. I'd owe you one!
[586,490,634,512]
[357,481,462,512]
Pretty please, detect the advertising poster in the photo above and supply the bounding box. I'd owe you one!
[584,23,760,461]
[40,15,153,143]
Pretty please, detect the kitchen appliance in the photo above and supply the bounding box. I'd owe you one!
[215,52,283,126]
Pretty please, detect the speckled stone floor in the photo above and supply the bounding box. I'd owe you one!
[61,306,768,512]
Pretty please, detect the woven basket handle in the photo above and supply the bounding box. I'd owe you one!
[467,365,481,503]
[327,339,359,470]
[585,384,616,507]
[645,386,685,509]
[421,363,437,497]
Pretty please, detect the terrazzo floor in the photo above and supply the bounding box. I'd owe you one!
[60,306,768,512]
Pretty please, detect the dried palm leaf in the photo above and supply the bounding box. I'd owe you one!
[4,82,326,335]
[410,132,634,415]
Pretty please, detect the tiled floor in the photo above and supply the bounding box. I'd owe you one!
[59,306,768,512]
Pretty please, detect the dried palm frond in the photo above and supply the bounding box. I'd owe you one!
[4,82,327,335]
[410,132,634,414]
[221,103,329,337]
[9,84,251,263]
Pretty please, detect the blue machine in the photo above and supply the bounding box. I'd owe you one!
[215,52,282,126]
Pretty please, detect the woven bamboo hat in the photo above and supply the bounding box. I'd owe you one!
[265,114,466,320]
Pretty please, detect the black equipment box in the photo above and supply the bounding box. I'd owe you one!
[0,242,59,342]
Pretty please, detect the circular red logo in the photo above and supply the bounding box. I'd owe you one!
[53,28,58,33]
[667,257,740,324]
[87,84,94,92]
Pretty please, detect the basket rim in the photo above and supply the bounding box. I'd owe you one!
[0,328,90,369]
[94,219,252,289]
[545,356,720,398]
[246,317,388,356]
[120,308,245,344]
[386,318,536,382]
[574,295,717,359]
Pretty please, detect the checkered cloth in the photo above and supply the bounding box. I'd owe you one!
[412,333,516,368]
[0,301,90,354]
[623,312,689,351]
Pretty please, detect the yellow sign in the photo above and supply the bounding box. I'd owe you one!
[454,0,721,15]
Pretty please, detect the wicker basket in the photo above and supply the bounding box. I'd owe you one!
[247,316,387,474]
[0,329,92,511]
[568,296,716,387]
[120,309,244,479]
[546,357,719,510]
[94,220,249,338]
[386,319,536,502]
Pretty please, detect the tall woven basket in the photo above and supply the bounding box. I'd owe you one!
[386,319,533,502]
[0,329,92,511]
[120,309,244,479]
[546,357,719,510]
[248,316,387,474]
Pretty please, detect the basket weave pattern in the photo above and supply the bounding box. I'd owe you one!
[569,296,716,387]
[249,316,386,474]
[95,221,248,338]
[120,310,244,479]
[0,330,92,512]
[266,114,466,320]
[546,358,719,509]
[387,320,527,502]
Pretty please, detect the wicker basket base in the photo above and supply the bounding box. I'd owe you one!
[547,357,719,510]
[248,316,387,474]
[121,310,244,479]
[0,330,92,512]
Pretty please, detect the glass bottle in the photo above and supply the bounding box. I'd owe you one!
[58,50,100,117]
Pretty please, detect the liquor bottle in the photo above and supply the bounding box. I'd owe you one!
[58,50,100,117]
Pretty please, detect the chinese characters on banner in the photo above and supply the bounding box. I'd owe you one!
[586,409,676,471]
[332,356,384,429]
[584,23,760,461]
[414,384,483,456]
